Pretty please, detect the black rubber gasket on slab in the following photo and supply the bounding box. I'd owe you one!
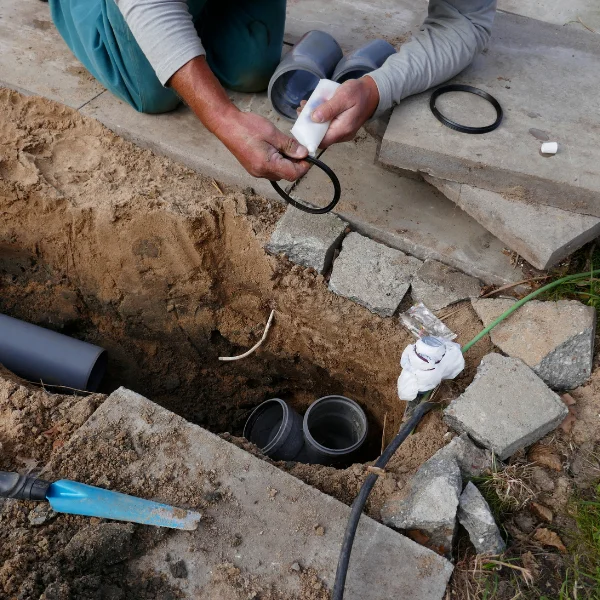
[430,84,503,134]
[271,155,341,215]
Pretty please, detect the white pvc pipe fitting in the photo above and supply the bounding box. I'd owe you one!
[541,141,558,155]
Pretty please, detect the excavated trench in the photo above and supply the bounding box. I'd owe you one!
[0,89,490,514]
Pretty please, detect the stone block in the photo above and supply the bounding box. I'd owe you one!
[458,482,506,555]
[265,206,347,274]
[45,388,453,599]
[444,354,568,460]
[436,433,493,481]
[426,177,600,271]
[329,232,422,317]
[411,260,482,311]
[381,452,462,556]
[472,299,596,390]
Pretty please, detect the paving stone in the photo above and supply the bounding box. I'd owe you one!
[458,482,506,555]
[265,206,347,274]
[329,232,422,317]
[411,259,482,311]
[436,433,493,481]
[379,12,600,218]
[381,452,462,557]
[472,299,596,390]
[444,354,569,460]
[45,388,453,599]
[426,177,600,271]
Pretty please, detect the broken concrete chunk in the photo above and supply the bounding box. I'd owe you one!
[381,452,462,556]
[472,299,596,390]
[436,433,493,480]
[458,482,506,555]
[265,206,347,274]
[426,177,600,271]
[329,232,422,317]
[411,260,482,311]
[444,354,568,460]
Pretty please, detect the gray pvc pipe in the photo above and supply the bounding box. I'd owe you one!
[268,30,343,120]
[332,39,396,83]
[0,313,107,392]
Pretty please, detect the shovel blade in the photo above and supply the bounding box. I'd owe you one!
[47,480,201,530]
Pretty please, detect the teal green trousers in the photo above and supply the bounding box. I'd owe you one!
[49,0,287,113]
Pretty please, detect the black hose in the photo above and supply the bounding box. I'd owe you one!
[0,471,51,501]
[332,400,435,600]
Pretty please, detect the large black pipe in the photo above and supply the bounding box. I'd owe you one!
[0,313,107,392]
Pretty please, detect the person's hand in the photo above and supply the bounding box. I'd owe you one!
[215,109,309,182]
[298,76,380,149]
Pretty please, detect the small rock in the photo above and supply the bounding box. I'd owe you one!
[531,467,555,493]
[530,502,553,523]
[471,299,596,390]
[435,433,493,480]
[231,534,243,547]
[314,525,325,536]
[381,453,462,556]
[444,354,568,460]
[266,206,348,274]
[290,562,301,572]
[411,260,482,311]
[329,232,422,317]
[169,559,188,579]
[68,398,96,427]
[28,504,58,526]
[63,523,134,569]
[528,444,562,472]
[457,482,506,555]
[513,511,536,534]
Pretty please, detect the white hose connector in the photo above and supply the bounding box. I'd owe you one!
[541,141,558,155]
[397,336,465,401]
[291,79,340,156]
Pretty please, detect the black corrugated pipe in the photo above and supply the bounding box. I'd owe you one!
[0,313,107,392]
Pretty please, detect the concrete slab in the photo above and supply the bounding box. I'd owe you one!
[472,298,596,390]
[379,12,600,218]
[294,136,527,286]
[499,0,600,30]
[444,353,569,460]
[265,206,348,274]
[48,388,454,599]
[329,232,422,317]
[426,176,600,271]
[411,259,483,311]
[0,0,104,109]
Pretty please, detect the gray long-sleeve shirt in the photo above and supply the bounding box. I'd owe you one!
[116,0,496,118]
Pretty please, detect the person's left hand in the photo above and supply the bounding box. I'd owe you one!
[297,76,380,149]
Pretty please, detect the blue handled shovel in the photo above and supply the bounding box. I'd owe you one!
[0,471,201,530]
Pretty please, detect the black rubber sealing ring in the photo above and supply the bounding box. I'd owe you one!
[430,84,503,134]
[270,155,341,215]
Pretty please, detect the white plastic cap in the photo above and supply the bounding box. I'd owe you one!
[415,337,446,363]
[541,141,558,155]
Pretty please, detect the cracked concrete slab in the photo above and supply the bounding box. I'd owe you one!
[47,388,453,599]
[426,177,600,271]
[380,12,600,218]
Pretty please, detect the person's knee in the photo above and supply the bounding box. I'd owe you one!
[135,87,181,114]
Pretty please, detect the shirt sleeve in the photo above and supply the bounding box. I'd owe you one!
[367,0,497,118]
[116,0,205,86]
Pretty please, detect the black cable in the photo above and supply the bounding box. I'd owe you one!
[0,471,51,501]
[430,84,503,134]
[270,155,341,215]
[332,400,435,600]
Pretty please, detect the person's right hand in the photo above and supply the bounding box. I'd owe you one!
[215,110,310,182]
